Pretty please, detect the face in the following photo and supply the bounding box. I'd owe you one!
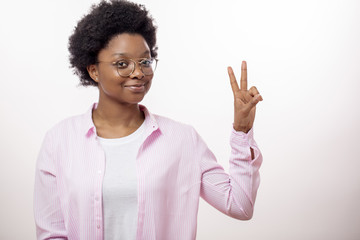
[87,33,153,105]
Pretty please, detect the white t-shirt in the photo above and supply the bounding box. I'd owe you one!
[97,121,146,240]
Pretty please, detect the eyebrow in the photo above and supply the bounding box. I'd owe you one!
[112,50,151,57]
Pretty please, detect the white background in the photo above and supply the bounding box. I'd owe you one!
[1,0,360,239]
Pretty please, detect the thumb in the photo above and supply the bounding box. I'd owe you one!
[243,94,262,113]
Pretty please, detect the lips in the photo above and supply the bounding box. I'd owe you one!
[124,83,146,87]
[124,82,146,93]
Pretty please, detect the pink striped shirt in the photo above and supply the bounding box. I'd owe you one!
[34,102,262,240]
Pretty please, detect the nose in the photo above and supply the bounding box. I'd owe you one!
[130,61,145,79]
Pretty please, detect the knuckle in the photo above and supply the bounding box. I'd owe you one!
[251,86,260,94]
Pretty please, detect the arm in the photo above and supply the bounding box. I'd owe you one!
[34,131,67,239]
[198,61,263,219]
[193,127,262,220]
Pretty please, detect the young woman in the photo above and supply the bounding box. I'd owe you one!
[34,1,263,239]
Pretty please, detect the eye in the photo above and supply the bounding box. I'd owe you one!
[140,59,153,67]
[115,60,129,69]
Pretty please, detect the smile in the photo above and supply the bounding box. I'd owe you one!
[124,83,146,92]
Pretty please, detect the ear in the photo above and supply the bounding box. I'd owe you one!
[87,64,99,83]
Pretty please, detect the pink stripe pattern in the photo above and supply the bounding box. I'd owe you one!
[34,102,263,240]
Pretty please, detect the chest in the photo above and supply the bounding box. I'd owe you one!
[55,133,200,204]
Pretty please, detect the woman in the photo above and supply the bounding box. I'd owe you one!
[34,0,263,239]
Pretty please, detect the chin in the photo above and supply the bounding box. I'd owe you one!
[128,95,146,104]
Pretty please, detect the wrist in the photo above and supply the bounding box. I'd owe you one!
[233,124,250,133]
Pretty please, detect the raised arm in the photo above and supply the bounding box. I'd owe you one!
[198,61,263,219]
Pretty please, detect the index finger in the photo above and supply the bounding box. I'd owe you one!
[241,61,247,90]
[227,66,240,96]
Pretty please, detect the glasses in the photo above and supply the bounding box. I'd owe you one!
[97,58,158,77]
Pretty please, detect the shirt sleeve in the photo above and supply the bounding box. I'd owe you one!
[191,126,263,220]
[34,130,67,239]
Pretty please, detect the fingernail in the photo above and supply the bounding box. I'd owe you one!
[242,61,246,69]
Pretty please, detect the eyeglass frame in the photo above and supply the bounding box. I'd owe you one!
[96,57,158,77]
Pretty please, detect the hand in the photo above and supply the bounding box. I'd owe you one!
[228,61,263,133]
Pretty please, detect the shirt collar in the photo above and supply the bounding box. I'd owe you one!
[83,102,159,137]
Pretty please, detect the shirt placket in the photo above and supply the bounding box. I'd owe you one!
[136,120,158,240]
[94,133,106,240]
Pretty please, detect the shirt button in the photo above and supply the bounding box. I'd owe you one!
[97,225,100,229]
[95,196,99,201]
[98,170,101,174]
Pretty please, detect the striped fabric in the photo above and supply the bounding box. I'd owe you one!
[34,102,263,240]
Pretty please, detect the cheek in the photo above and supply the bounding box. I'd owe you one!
[99,67,120,82]
[98,77,125,96]
[99,74,126,90]
[145,78,153,92]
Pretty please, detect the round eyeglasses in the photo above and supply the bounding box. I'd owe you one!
[97,58,158,77]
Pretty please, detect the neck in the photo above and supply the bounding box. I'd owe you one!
[92,97,144,129]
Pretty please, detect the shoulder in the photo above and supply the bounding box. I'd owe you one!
[154,114,191,129]
[140,104,199,140]
[150,113,199,142]
[151,113,193,131]
[141,104,194,133]
[45,111,88,138]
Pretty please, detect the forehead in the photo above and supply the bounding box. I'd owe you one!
[100,33,151,58]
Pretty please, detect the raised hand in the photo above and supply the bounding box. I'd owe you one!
[228,61,263,133]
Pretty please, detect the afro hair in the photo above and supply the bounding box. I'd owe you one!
[68,0,158,87]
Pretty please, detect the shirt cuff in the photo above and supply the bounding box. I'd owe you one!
[230,125,255,149]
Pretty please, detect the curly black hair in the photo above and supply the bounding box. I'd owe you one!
[68,0,158,87]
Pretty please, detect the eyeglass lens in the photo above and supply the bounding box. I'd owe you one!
[116,59,156,76]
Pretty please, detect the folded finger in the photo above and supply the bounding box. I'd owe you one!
[243,94,262,113]
[249,86,260,97]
